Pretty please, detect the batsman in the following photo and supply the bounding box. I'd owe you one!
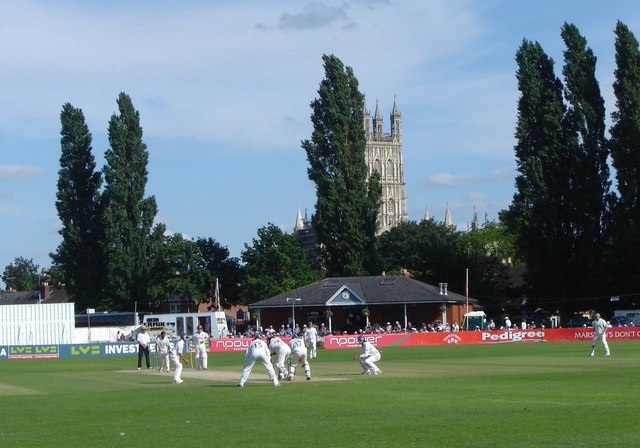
[192,324,209,370]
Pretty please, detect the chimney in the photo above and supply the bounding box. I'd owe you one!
[41,281,50,302]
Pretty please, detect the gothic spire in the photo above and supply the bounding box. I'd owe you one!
[471,206,479,231]
[295,208,304,231]
[373,99,383,137]
[444,202,453,227]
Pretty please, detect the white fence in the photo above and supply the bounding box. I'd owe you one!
[0,303,75,345]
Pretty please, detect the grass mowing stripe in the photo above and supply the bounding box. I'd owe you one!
[0,341,637,447]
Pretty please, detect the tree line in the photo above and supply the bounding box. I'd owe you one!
[4,21,640,319]
[501,22,640,316]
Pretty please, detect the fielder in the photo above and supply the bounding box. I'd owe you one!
[354,335,382,375]
[192,324,209,370]
[238,334,280,387]
[304,323,318,359]
[170,333,190,384]
[268,330,291,380]
[156,331,171,373]
[589,312,611,357]
[288,332,311,381]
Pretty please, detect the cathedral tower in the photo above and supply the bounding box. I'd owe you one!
[364,96,408,233]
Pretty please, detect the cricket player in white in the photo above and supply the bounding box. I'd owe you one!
[170,333,190,384]
[354,335,382,375]
[238,334,280,387]
[589,313,611,357]
[304,323,318,359]
[288,332,311,381]
[268,331,291,380]
[156,331,171,373]
[192,324,209,370]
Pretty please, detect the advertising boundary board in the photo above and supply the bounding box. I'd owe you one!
[1,328,639,359]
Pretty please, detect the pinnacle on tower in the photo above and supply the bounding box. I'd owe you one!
[294,208,304,231]
[444,202,453,227]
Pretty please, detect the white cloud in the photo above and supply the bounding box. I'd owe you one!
[424,173,481,187]
[275,3,351,30]
[0,165,44,180]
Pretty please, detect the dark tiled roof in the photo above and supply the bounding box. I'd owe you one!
[0,288,69,305]
[43,288,70,304]
[251,276,476,309]
[0,291,39,305]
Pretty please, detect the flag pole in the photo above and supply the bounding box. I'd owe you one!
[465,268,469,330]
[215,278,221,312]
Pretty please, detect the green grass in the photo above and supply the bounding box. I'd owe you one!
[1,341,638,447]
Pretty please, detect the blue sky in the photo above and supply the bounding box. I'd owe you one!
[1,0,639,289]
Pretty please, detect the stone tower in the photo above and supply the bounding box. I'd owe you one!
[363,96,408,234]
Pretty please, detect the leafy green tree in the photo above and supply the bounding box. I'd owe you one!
[458,221,516,262]
[377,220,510,313]
[560,23,612,299]
[101,93,161,310]
[148,232,204,312]
[2,257,39,291]
[608,21,640,295]
[195,237,243,307]
[241,224,322,304]
[51,103,104,311]
[500,40,572,302]
[378,219,466,288]
[302,54,382,277]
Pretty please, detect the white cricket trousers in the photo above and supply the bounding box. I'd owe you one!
[238,347,279,386]
[590,333,610,355]
[195,345,208,369]
[171,355,183,383]
[360,354,381,374]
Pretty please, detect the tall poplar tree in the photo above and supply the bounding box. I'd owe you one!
[609,21,640,295]
[101,93,160,310]
[501,40,572,300]
[52,103,104,310]
[301,54,382,276]
[560,23,611,299]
